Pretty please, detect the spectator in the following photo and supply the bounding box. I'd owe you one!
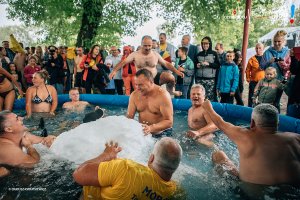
[2,40,15,62]
[11,73,22,99]
[106,46,123,95]
[246,43,265,107]
[99,46,106,62]
[197,44,202,52]
[152,39,157,50]
[74,46,85,93]
[58,46,69,94]
[260,30,290,112]
[159,33,176,63]
[288,48,300,119]
[215,43,226,66]
[80,45,104,94]
[47,46,64,95]
[24,56,41,87]
[33,54,43,68]
[233,53,244,106]
[234,48,241,55]
[216,51,239,104]
[66,46,76,90]
[131,46,135,53]
[25,47,30,60]
[117,49,121,54]
[0,47,10,71]
[179,35,200,98]
[253,67,288,107]
[35,46,44,67]
[195,37,220,101]
[174,47,194,99]
[7,62,22,84]
[0,68,22,111]
[73,138,182,199]
[122,46,136,95]
[25,70,58,117]
[104,59,115,95]
[43,46,49,67]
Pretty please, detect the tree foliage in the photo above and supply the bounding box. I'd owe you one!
[2,0,154,48]
[0,25,36,47]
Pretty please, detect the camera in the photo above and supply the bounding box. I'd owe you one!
[274,57,283,62]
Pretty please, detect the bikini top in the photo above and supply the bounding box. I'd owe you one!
[32,85,53,104]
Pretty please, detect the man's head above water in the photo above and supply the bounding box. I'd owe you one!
[135,69,154,96]
[0,111,27,136]
[190,84,206,107]
[251,104,279,131]
[69,88,80,102]
[149,137,182,174]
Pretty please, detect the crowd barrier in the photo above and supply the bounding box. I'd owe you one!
[13,94,300,134]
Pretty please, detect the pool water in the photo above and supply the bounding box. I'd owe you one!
[0,105,299,200]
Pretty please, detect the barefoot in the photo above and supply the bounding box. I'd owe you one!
[0,167,10,178]
[171,90,182,96]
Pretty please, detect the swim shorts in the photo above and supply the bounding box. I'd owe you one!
[152,127,172,138]
[154,72,161,85]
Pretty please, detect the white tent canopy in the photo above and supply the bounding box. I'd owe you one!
[258,27,300,46]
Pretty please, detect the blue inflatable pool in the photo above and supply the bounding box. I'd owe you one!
[13,94,300,134]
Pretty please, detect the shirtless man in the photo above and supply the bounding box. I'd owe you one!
[0,111,56,170]
[109,36,184,96]
[202,101,300,190]
[126,69,173,137]
[62,88,89,110]
[74,46,85,93]
[186,84,217,147]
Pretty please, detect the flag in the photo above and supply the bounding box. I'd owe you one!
[159,51,171,70]
[9,36,25,53]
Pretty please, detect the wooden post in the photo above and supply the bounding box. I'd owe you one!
[241,0,252,83]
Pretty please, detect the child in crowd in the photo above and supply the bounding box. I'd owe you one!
[23,56,41,87]
[216,51,239,104]
[104,59,115,95]
[11,73,22,99]
[174,46,194,99]
[7,62,17,74]
[252,67,288,107]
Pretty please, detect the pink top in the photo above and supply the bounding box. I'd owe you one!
[278,52,291,79]
[23,65,41,83]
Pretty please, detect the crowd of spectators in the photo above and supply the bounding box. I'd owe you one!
[1,30,300,119]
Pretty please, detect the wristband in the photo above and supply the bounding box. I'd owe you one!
[27,145,34,150]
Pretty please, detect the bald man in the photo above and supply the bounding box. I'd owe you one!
[246,43,265,107]
[109,36,184,96]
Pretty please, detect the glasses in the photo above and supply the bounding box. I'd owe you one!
[215,49,219,50]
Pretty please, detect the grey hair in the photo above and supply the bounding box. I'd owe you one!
[152,137,182,173]
[0,111,11,134]
[216,43,224,49]
[252,104,279,129]
[191,84,206,96]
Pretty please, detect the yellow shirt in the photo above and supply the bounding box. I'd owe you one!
[83,159,177,200]
[67,47,76,59]
[160,43,167,52]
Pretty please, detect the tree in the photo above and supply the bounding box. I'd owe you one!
[2,0,154,48]
[156,22,177,41]
[0,25,36,47]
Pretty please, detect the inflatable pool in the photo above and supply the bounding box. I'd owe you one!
[13,94,300,134]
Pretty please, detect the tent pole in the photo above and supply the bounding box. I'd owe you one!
[241,0,252,83]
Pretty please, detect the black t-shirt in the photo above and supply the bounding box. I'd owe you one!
[177,59,186,84]
[255,56,262,64]
[128,63,132,74]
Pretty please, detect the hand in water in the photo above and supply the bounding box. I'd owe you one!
[142,124,151,136]
[103,141,122,160]
[186,130,200,139]
[50,112,55,116]
[42,135,57,147]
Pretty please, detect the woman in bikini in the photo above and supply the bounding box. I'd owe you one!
[0,68,23,111]
[25,70,58,118]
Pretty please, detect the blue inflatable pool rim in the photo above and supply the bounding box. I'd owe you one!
[13,94,300,134]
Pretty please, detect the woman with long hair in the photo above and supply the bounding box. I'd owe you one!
[25,70,58,118]
[35,46,44,68]
[80,45,104,94]
[0,67,23,111]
